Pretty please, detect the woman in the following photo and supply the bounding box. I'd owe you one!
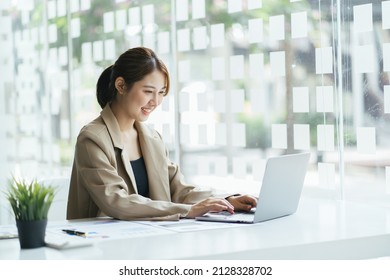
[67,47,256,221]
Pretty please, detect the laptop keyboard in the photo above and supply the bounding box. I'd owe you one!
[211,211,254,221]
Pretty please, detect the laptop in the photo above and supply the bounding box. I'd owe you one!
[195,152,310,224]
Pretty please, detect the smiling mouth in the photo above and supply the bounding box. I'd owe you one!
[141,107,153,114]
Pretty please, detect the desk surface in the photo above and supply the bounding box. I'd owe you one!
[1,198,390,260]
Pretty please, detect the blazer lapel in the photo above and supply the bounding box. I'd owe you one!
[135,122,171,201]
[101,105,138,193]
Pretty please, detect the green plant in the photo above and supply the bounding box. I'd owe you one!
[5,177,56,221]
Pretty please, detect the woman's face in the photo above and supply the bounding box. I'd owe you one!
[116,70,166,122]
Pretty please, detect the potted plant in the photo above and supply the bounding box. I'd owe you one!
[5,177,55,249]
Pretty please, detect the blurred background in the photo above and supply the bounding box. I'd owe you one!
[1,0,390,224]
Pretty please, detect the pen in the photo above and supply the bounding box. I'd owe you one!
[62,229,87,237]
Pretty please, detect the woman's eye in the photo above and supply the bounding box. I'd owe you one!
[159,91,166,95]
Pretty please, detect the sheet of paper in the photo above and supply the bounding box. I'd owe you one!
[178,60,190,82]
[80,0,91,10]
[143,33,155,49]
[270,51,286,77]
[384,85,390,114]
[47,0,56,19]
[57,0,66,17]
[316,86,334,112]
[250,90,264,113]
[357,127,376,154]
[136,219,243,233]
[71,17,80,38]
[291,11,307,38]
[177,28,190,51]
[19,138,38,158]
[228,0,242,13]
[193,26,207,50]
[197,156,211,175]
[248,0,262,9]
[103,12,114,33]
[214,90,226,113]
[316,47,333,74]
[70,0,79,13]
[58,46,68,66]
[142,4,154,25]
[233,157,247,178]
[232,123,246,147]
[211,23,225,47]
[179,91,190,112]
[383,43,390,72]
[128,35,141,48]
[104,39,116,60]
[249,53,264,79]
[215,156,228,176]
[176,0,189,21]
[129,7,141,26]
[272,124,287,149]
[252,159,266,181]
[48,219,173,240]
[212,57,225,80]
[248,18,263,43]
[215,123,227,145]
[230,55,244,79]
[198,124,207,144]
[48,24,57,43]
[31,27,38,44]
[82,42,92,62]
[93,40,104,61]
[383,1,390,29]
[269,15,285,41]
[158,31,170,54]
[353,4,373,33]
[231,89,244,112]
[192,0,205,19]
[317,124,334,151]
[294,124,310,150]
[116,9,127,30]
[355,44,374,73]
[0,225,17,239]
[180,124,190,144]
[197,92,208,111]
[293,87,309,113]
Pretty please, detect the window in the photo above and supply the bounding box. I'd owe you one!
[0,0,389,224]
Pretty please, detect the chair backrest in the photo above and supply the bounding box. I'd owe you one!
[39,177,70,221]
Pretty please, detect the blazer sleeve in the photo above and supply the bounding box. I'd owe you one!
[154,131,225,204]
[68,128,192,221]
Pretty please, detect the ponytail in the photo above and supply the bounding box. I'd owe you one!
[96,65,114,108]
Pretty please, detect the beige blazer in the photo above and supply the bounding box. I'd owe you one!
[66,105,214,221]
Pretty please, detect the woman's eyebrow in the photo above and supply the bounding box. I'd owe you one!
[142,85,166,90]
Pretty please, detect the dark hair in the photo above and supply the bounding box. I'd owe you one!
[96,47,170,108]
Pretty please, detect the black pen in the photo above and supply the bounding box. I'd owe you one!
[62,229,87,237]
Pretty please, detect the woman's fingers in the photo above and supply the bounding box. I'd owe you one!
[187,198,234,218]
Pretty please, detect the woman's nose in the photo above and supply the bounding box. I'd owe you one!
[149,92,162,105]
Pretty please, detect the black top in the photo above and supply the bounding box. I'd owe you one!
[130,157,149,197]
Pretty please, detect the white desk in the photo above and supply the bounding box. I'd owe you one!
[1,197,390,260]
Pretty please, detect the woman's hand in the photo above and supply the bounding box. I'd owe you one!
[186,198,234,218]
[226,195,257,212]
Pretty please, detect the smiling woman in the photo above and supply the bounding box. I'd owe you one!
[66,47,257,222]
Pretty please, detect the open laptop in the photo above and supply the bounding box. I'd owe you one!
[195,152,310,224]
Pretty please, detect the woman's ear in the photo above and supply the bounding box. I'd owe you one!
[114,77,126,94]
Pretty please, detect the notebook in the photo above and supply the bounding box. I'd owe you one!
[195,152,310,224]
